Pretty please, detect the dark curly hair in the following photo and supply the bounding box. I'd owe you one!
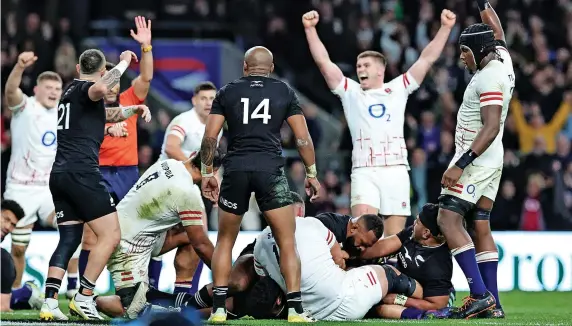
[1,200,25,220]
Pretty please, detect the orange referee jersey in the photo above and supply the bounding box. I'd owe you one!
[99,86,145,166]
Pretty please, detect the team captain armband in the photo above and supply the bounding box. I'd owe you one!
[179,210,204,226]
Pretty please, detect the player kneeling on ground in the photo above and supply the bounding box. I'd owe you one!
[91,151,223,319]
[360,203,453,320]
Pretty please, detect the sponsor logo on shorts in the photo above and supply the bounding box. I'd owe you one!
[466,184,476,198]
[110,196,115,207]
[220,197,238,210]
[55,211,64,220]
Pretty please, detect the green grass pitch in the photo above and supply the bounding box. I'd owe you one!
[1,291,571,325]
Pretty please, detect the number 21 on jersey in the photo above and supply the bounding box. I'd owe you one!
[241,98,272,124]
[58,103,70,130]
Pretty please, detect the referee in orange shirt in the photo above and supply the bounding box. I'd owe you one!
[78,16,154,280]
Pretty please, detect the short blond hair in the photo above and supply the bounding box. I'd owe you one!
[37,71,62,85]
[357,51,387,66]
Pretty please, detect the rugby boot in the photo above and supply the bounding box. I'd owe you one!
[477,307,505,318]
[448,286,456,307]
[449,291,495,319]
[288,309,316,323]
[125,282,150,319]
[208,307,227,324]
[39,299,69,321]
[69,295,104,320]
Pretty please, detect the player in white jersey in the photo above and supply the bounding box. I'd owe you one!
[87,151,223,319]
[1,52,82,291]
[303,9,457,236]
[437,1,513,320]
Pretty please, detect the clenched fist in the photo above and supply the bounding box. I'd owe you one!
[441,9,456,28]
[302,10,320,28]
[17,52,38,69]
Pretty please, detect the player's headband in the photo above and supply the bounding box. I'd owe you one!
[418,204,440,237]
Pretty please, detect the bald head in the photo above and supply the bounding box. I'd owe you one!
[243,46,274,76]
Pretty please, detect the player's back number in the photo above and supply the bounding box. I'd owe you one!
[57,103,71,130]
[241,98,272,124]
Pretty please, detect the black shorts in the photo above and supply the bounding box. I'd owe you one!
[219,168,292,215]
[1,248,16,294]
[50,171,116,223]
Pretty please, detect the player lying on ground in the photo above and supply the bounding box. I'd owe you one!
[200,46,320,323]
[436,0,514,319]
[90,151,223,319]
[40,48,151,321]
[3,52,81,296]
[1,200,43,312]
[360,203,453,319]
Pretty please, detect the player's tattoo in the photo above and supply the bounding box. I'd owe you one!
[200,136,218,166]
[101,68,122,90]
[105,107,124,123]
[296,138,310,147]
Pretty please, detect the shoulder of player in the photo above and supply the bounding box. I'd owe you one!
[479,61,509,79]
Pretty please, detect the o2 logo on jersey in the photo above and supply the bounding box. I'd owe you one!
[368,104,391,121]
[41,131,57,147]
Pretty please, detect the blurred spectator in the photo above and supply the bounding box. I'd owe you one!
[519,173,549,231]
[490,180,521,230]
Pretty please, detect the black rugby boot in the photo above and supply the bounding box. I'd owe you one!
[449,291,495,319]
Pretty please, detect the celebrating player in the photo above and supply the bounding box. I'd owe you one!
[79,15,154,288]
[91,151,222,319]
[303,9,456,237]
[200,46,320,323]
[360,203,453,319]
[157,81,222,295]
[40,48,151,321]
[437,0,514,319]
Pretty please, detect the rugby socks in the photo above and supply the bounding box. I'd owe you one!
[148,257,162,289]
[451,243,487,296]
[212,286,228,312]
[477,251,501,309]
[174,281,192,294]
[286,291,304,314]
[187,286,212,309]
[67,273,79,291]
[45,277,62,299]
[400,307,425,319]
[78,249,90,276]
[76,275,96,300]
[190,261,204,294]
[10,285,32,309]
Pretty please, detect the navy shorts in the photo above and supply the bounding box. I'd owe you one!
[100,165,140,202]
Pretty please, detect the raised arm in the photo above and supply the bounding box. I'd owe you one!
[88,50,138,102]
[130,16,153,100]
[408,10,456,84]
[105,105,151,123]
[478,0,505,42]
[360,235,403,260]
[303,11,344,90]
[5,52,37,109]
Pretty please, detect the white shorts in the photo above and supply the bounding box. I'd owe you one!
[350,165,411,216]
[326,266,383,321]
[3,184,54,228]
[107,232,166,290]
[440,164,502,204]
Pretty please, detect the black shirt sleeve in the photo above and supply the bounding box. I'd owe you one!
[396,226,414,244]
[286,87,303,118]
[80,81,94,103]
[210,89,225,116]
[314,212,350,243]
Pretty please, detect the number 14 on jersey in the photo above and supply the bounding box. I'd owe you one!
[241,98,272,124]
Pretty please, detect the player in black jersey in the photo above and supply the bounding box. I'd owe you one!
[360,203,453,320]
[199,46,320,323]
[40,49,151,322]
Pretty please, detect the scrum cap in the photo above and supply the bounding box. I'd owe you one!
[459,23,496,70]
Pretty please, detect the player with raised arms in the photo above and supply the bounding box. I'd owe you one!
[200,46,320,323]
[303,9,456,238]
[437,0,514,319]
[39,48,151,321]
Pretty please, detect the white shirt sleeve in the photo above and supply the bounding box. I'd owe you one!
[399,71,420,95]
[8,94,29,113]
[167,115,190,141]
[176,185,205,227]
[306,217,336,249]
[476,65,505,108]
[331,77,361,98]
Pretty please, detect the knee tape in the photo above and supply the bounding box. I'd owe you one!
[49,224,84,270]
[438,194,474,217]
[11,228,32,247]
[473,208,491,221]
[382,265,416,297]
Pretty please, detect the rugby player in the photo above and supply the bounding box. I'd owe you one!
[40,48,151,321]
[360,203,453,319]
[199,46,320,323]
[157,81,222,295]
[1,200,42,312]
[437,0,514,319]
[3,53,81,294]
[90,151,222,319]
[79,15,154,289]
[303,9,456,237]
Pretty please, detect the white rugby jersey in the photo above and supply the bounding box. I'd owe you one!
[159,109,222,161]
[332,73,419,169]
[254,217,344,320]
[117,159,205,245]
[5,95,57,186]
[454,46,515,168]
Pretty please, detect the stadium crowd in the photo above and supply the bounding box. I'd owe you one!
[2,0,572,233]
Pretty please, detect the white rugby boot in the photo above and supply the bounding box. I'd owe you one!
[69,294,104,320]
[39,298,69,321]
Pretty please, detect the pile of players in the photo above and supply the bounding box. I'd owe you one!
[1,0,512,321]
